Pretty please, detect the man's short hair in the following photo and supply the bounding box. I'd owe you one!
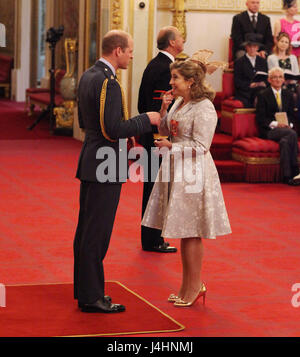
[102,30,130,55]
[157,28,176,50]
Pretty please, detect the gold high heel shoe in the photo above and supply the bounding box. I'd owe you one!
[167,293,180,302]
[174,283,206,307]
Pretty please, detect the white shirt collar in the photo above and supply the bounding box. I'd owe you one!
[246,53,256,66]
[272,87,282,96]
[160,50,175,63]
[99,57,116,76]
[247,10,258,19]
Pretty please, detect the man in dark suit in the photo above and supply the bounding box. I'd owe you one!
[137,26,184,253]
[256,67,300,185]
[231,0,273,60]
[73,30,161,313]
[234,33,268,107]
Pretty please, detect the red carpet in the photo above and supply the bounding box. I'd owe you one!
[0,99,52,140]
[1,100,300,337]
[0,282,184,337]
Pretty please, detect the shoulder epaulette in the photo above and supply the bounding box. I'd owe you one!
[99,77,129,142]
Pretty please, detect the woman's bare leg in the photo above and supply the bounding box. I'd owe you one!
[180,237,203,302]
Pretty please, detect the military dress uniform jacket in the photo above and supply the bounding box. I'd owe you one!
[76,60,152,183]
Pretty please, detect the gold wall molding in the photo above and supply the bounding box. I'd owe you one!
[109,0,124,81]
[158,0,300,13]
[148,0,156,62]
[110,0,124,29]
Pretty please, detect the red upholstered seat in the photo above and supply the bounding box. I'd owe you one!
[0,54,13,82]
[222,97,244,109]
[26,88,49,94]
[219,70,256,135]
[233,137,280,153]
[0,54,13,98]
[232,134,300,182]
[29,92,64,106]
[26,69,66,114]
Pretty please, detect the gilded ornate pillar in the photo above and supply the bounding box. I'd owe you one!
[172,0,188,60]
[110,0,124,82]
[110,0,123,30]
[172,0,186,41]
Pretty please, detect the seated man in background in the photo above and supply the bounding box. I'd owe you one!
[231,0,273,60]
[256,67,300,185]
[234,33,269,108]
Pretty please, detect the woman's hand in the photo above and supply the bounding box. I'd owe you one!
[160,90,174,118]
[154,138,172,149]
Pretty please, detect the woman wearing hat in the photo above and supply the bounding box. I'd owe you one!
[274,0,300,66]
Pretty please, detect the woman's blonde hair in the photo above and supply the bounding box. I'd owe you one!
[170,59,215,102]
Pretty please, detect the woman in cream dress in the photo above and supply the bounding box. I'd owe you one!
[142,57,231,307]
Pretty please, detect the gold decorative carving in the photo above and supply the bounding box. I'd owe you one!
[64,38,77,78]
[110,0,124,81]
[54,100,75,129]
[111,0,123,29]
[232,152,280,165]
[172,1,187,41]
[158,0,300,13]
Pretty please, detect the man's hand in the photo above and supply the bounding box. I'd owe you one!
[147,112,161,126]
[278,123,289,128]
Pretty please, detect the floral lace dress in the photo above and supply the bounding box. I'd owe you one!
[141,97,231,239]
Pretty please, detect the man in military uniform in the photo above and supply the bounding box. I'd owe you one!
[73,30,161,313]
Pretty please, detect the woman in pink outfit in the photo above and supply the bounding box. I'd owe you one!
[274,0,300,65]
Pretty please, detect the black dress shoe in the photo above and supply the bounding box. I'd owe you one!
[78,295,111,308]
[80,298,125,313]
[287,178,300,186]
[143,242,177,253]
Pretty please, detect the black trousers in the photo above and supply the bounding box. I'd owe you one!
[267,127,299,180]
[73,181,122,304]
[141,142,163,249]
